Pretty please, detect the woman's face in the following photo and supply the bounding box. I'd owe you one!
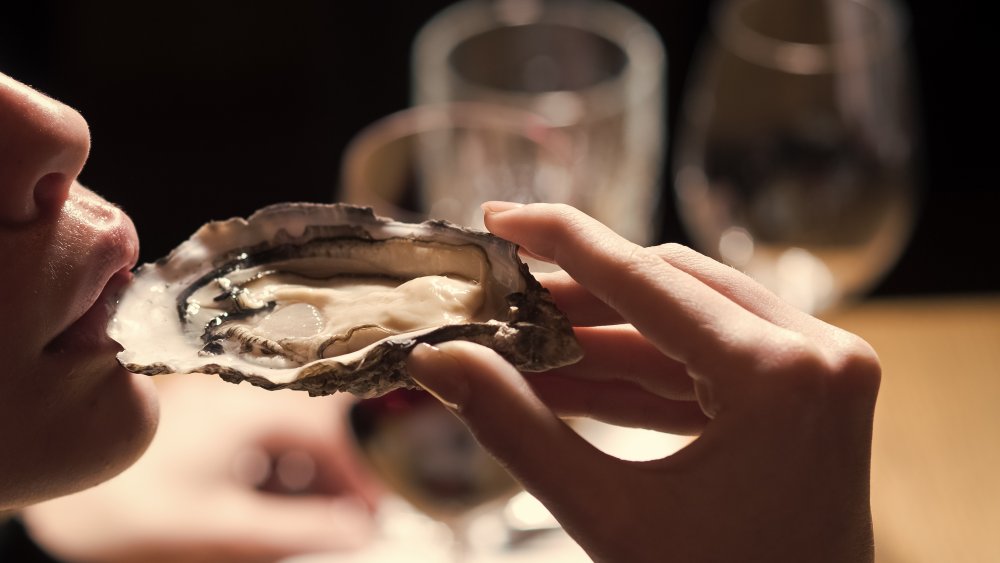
[0,71,158,510]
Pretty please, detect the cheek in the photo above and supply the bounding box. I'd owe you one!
[0,234,64,354]
[0,360,159,509]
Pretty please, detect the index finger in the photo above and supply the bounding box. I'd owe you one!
[534,270,625,327]
[484,202,771,376]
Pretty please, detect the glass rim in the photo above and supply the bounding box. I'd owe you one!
[712,0,909,75]
[338,102,575,220]
[412,0,665,122]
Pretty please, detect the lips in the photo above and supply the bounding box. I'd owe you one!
[46,269,134,353]
[44,187,141,355]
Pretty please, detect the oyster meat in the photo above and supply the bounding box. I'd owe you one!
[110,203,581,397]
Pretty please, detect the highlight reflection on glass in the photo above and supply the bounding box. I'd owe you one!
[674,0,920,313]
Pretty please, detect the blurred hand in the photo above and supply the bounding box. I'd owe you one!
[407,202,880,563]
[23,375,380,563]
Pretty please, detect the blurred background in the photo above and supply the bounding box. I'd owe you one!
[4,3,998,562]
[1,0,995,296]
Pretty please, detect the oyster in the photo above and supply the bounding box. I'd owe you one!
[110,203,581,397]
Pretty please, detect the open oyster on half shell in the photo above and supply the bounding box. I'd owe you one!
[109,203,581,397]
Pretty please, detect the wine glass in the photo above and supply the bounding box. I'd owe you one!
[348,390,520,561]
[673,0,920,314]
[339,102,574,230]
[412,0,666,244]
[337,105,574,560]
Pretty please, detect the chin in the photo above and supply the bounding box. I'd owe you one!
[70,369,161,489]
[0,364,160,510]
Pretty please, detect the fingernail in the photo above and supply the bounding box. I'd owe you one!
[518,245,555,264]
[693,379,720,419]
[407,343,469,410]
[481,201,524,215]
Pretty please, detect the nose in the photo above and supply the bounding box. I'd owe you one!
[0,73,91,224]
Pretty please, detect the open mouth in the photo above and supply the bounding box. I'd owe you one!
[46,269,134,354]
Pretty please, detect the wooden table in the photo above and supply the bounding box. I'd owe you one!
[826,295,1000,563]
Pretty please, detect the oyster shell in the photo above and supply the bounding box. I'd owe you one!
[110,203,581,397]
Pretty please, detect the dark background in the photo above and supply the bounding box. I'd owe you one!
[1,0,995,297]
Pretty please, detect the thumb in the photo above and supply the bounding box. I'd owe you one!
[406,341,617,511]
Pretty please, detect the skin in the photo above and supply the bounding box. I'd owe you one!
[0,71,159,511]
[407,202,880,563]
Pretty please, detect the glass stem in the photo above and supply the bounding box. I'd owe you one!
[449,519,471,563]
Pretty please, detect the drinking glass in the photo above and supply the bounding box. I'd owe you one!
[339,102,574,233]
[412,0,666,244]
[337,105,576,559]
[673,0,920,314]
[348,390,520,562]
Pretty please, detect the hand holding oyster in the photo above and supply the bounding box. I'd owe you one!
[109,204,581,397]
